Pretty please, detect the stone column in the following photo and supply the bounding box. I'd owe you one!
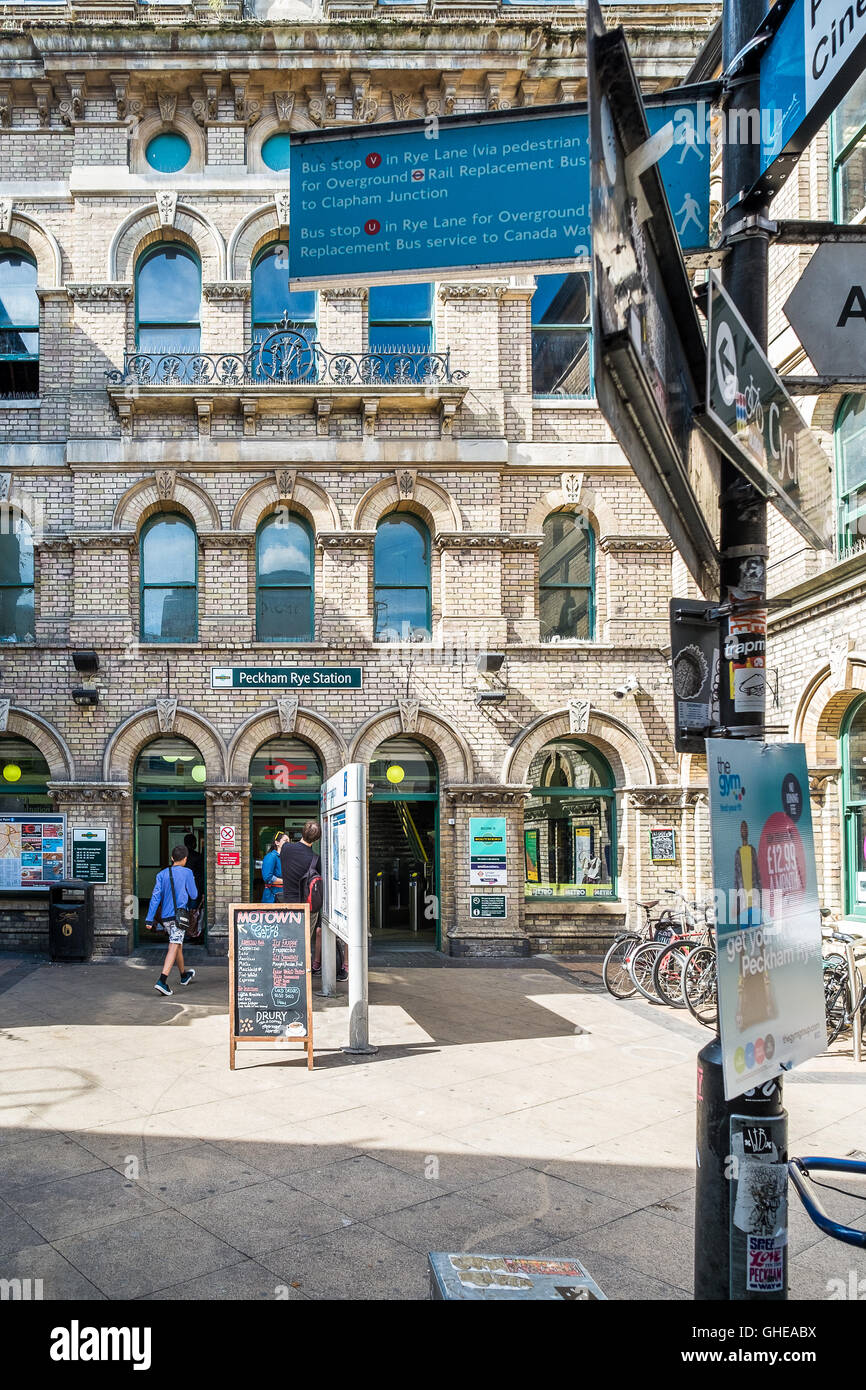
[204,784,251,956]
[49,782,132,956]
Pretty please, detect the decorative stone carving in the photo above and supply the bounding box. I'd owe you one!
[156,191,177,228]
[0,700,9,733]
[274,190,290,228]
[557,79,581,105]
[425,78,456,116]
[392,92,413,121]
[0,85,11,129]
[320,532,375,549]
[156,698,178,733]
[561,472,584,504]
[157,90,177,124]
[321,286,368,301]
[195,399,212,436]
[362,398,379,436]
[438,283,507,300]
[275,468,296,499]
[351,73,378,123]
[315,398,332,436]
[274,92,295,125]
[202,282,251,301]
[440,400,459,436]
[0,475,11,502]
[241,399,257,437]
[193,75,221,126]
[59,74,86,126]
[32,82,52,128]
[628,789,684,811]
[232,74,261,126]
[484,75,509,111]
[396,469,415,499]
[828,636,853,693]
[67,283,133,302]
[446,785,527,807]
[519,79,540,108]
[205,786,252,805]
[49,782,131,804]
[111,73,129,121]
[307,73,339,126]
[116,401,133,436]
[399,700,420,734]
[809,773,834,803]
[277,696,299,733]
[598,535,674,553]
[155,469,176,500]
[0,199,12,235]
[568,699,591,734]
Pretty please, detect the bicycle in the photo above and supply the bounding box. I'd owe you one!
[601,896,676,999]
[628,890,708,1003]
[653,916,715,1008]
[681,940,718,1028]
[789,1156,866,1249]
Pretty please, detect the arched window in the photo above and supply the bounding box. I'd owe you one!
[136,245,201,354]
[524,739,616,900]
[374,514,431,642]
[256,512,314,642]
[368,283,433,373]
[252,244,317,339]
[0,251,39,398]
[832,68,866,224]
[0,513,34,644]
[531,272,592,398]
[539,513,594,642]
[0,735,51,815]
[842,696,866,919]
[140,514,197,643]
[837,396,866,557]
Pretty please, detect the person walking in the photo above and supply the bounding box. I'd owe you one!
[279,820,346,980]
[183,832,205,938]
[261,830,289,903]
[146,844,200,996]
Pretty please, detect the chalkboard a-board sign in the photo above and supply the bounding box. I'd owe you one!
[228,902,313,1070]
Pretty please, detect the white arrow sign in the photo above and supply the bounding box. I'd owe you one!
[784,243,866,377]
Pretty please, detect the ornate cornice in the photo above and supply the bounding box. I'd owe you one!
[205,784,252,804]
[319,531,375,548]
[198,531,255,548]
[445,784,529,806]
[627,788,684,810]
[65,531,136,548]
[321,287,369,302]
[503,534,545,551]
[203,282,251,302]
[438,284,508,301]
[598,535,675,554]
[48,782,131,804]
[67,283,132,303]
[435,531,510,550]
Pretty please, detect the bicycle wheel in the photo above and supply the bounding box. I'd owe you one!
[630,940,664,1002]
[682,946,717,1029]
[602,934,640,1000]
[824,959,851,1044]
[653,940,693,1008]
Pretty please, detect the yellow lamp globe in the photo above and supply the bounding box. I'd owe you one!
[386,764,405,785]
[191,764,206,783]
[2,764,21,783]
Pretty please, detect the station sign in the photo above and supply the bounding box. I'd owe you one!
[757,0,866,198]
[212,666,362,690]
[71,826,108,884]
[783,242,866,378]
[703,274,833,551]
[588,0,721,598]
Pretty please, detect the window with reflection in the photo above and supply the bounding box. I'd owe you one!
[0,252,39,398]
[373,514,431,642]
[250,737,322,795]
[531,272,592,397]
[539,513,594,642]
[256,512,314,642]
[0,513,34,644]
[370,738,437,795]
[140,514,197,643]
[136,245,201,353]
[251,244,317,382]
[368,283,433,369]
[836,395,866,557]
[524,740,616,900]
[832,68,866,224]
[134,736,207,791]
[843,696,866,918]
[0,735,51,815]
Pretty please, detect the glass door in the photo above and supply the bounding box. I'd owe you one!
[843,696,866,920]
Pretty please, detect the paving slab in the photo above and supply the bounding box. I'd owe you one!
[258,1223,430,1300]
[183,1178,351,1255]
[0,1241,106,1300]
[53,1211,245,1300]
[3,1165,164,1242]
[287,1153,451,1219]
[141,1260,309,1301]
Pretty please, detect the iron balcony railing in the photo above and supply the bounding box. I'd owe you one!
[106,318,468,390]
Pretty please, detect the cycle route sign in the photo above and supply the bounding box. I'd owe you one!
[702,274,833,552]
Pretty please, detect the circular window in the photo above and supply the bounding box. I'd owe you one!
[261,133,292,172]
[145,132,191,174]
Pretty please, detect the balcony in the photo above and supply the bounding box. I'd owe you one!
[105,318,469,437]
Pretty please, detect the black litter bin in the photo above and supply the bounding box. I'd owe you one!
[48,879,95,961]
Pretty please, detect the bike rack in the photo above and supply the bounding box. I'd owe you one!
[788,1157,866,1248]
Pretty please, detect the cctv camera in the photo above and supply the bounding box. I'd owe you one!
[613,676,642,700]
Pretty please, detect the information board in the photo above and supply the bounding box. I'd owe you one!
[470,894,507,919]
[228,902,313,1069]
[0,813,65,890]
[71,826,108,884]
[469,816,507,886]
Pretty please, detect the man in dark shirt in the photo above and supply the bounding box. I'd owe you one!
[279,820,346,980]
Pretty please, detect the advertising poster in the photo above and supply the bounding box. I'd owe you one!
[523,829,539,883]
[469,816,507,886]
[649,828,677,864]
[0,814,65,889]
[706,740,826,1099]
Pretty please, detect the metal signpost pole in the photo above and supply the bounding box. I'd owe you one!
[694,0,788,1302]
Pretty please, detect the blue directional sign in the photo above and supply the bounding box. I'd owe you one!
[758,0,866,196]
[289,101,712,288]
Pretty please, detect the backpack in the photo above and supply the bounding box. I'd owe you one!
[300,863,323,914]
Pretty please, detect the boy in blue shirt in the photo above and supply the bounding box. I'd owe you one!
[145,844,200,997]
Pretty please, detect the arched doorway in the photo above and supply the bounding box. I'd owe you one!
[0,736,62,890]
[248,735,322,899]
[842,696,866,920]
[134,735,206,942]
[369,737,438,947]
[524,740,617,900]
